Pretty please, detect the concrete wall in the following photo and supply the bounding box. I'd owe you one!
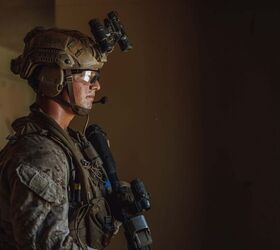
[0,46,33,147]
[0,0,55,147]
[0,0,55,51]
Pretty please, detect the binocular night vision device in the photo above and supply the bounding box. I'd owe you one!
[89,11,133,54]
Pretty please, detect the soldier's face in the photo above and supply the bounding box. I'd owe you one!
[72,71,101,110]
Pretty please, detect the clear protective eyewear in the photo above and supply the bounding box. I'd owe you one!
[71,70,100,84]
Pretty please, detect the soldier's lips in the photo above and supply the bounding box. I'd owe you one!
[86,95,95,100]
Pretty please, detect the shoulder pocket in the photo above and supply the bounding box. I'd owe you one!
[16,162,63,204]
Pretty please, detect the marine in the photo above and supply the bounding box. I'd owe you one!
[0,26,116,250]
[0,11,152,250]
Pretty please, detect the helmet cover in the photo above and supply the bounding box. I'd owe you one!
[11,27,107,81]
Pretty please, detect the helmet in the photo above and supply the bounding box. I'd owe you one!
[11,27,107,115]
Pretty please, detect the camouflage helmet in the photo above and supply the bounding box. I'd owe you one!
[11,27,107,97]
[10,27,108,116]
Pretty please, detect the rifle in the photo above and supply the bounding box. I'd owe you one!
[85,124,152,250]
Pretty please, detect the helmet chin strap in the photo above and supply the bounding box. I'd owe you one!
[50,95,91,116]
[61,69,91,116]
[48,95,90,136]
[66,80,91,116]
[47,70,91,116]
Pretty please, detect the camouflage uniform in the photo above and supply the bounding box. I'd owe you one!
[0,23,122,250]
[0,104,112,250]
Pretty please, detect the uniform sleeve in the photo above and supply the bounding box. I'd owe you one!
[6,137,92,250]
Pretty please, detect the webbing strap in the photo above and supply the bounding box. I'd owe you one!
[64,69,91,116]
[29,104,90,203]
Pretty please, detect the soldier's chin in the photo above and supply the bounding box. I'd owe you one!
[81,101,93,110]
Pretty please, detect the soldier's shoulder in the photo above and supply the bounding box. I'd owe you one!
[8,132,67,161]
[2,132,69,180]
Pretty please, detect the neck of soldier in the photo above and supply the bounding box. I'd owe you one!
[36,96,75,130]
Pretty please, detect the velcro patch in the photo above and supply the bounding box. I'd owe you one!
[16,162,63,204]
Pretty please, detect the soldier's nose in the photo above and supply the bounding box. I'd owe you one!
[90,80,101,91]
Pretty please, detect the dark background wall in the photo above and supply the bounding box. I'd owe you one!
[0,0,279,249]
[195,2,280,250]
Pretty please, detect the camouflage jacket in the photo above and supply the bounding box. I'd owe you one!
[0,106,111,250]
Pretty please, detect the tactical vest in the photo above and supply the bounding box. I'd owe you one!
[8,105,116,250]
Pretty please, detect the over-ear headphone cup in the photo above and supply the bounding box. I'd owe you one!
[37,65,64,97]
